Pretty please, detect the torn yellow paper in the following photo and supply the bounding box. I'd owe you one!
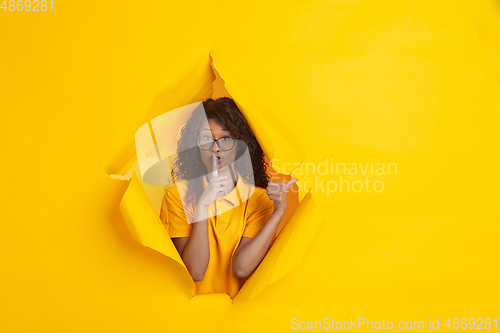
[234,191,324,300]
[105,53,216,177]
[118,164,314,299]
[111,52,323,299]
[118,168,316,299]
[212,56,307,171]
[116,93,314,298]
[119,170,196,295]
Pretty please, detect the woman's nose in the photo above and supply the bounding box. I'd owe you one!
[211,141,221,152]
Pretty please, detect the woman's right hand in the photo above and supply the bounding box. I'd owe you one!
[197,153,233,209]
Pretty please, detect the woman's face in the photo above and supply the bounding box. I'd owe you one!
[198,119,238,173]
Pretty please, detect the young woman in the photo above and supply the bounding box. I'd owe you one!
[159,97,297,298]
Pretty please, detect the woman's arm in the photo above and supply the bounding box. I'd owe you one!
[232,209,285,278]
[232,178,298,278]
[175,205,210,282]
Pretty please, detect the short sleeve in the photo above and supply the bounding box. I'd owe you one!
[242,192,275,238]
[160,186,193,238]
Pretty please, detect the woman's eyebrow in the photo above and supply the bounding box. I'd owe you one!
[201,128,228,132]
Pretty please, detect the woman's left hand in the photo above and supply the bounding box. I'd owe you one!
[266,178,298,215]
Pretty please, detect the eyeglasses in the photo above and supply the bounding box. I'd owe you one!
[196,136,236,151]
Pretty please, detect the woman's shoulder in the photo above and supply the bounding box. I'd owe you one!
[163,180,188,201]
[161,181,196,219]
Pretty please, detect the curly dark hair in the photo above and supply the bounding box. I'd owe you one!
[172,97,270,207]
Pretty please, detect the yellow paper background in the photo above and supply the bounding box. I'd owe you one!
[1,0,499,332]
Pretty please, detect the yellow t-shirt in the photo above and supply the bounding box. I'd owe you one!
[159,172,275,299]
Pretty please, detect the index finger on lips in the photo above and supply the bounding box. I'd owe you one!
[212,153,219,179]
